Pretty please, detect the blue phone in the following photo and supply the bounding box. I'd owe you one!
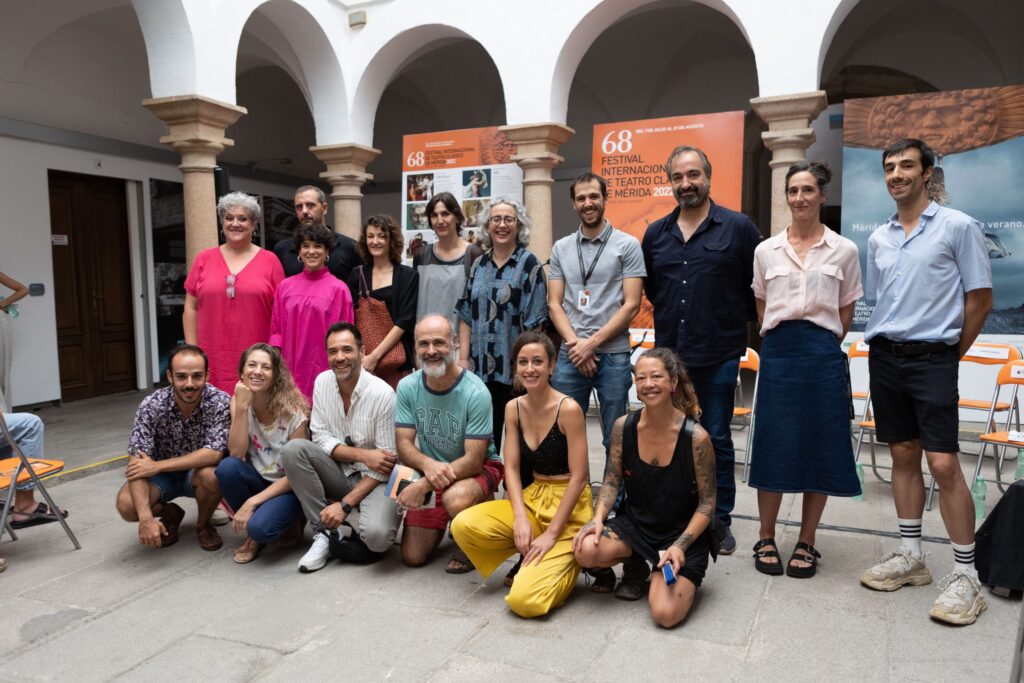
[662,562,677,586]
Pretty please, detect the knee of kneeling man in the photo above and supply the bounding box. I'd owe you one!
[361,526,396,553]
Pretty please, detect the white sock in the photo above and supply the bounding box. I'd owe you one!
[897,518,923,559]
[951,541,977,577]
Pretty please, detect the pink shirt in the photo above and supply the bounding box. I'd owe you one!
[185,248,284,393]
[752,227,863,337]
[269,268,353,401]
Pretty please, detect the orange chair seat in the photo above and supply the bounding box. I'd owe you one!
[733,407,752,417]
[958,398,1012,411]
[0,458,65,488]
[858,420,876,429]
[852,391,868,399]
[979,432,1024,446]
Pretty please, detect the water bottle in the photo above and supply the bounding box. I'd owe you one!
[1015,447,1024,481]
[852,462,865,501]
[971,477,987,519]
[5,304,18,318]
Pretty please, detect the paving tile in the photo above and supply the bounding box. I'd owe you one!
[0,596,91,657]
[114,634,279,682]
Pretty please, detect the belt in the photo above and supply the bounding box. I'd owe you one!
[870,336,955,357]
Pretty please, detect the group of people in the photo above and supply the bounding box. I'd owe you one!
[3,137,993,628]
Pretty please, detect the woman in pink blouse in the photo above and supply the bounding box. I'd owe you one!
[184,193,284,394]
[269,224,353,400]
[748,161,863,580]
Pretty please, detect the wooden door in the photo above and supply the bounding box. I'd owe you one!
[49,171,136,401]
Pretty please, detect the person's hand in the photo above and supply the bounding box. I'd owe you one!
[320,501,349,529]
[457,358,473,371]
[362,354,379,373]
[524,529,557,566]
[397,479,429,510]
[232,500,256,533]
[658,546,686,575]
[567,336,597,366]
[138,517,166,548]
[421,459,456,489]
[573,517,603,553]
[513,516,534,556]
[233,381,253,407]
[362,448,398,476]
[126,453,162,481]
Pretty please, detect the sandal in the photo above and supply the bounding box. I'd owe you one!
[587,567,617,593]
[10,502,68,529]
[786,542,822,579]
[233,537,264,564]
[504,556,523,587]
[0,558,6,573]
[753,538,784,576]
[445,551,474,574]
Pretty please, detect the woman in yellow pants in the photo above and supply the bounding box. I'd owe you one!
[452,331,591,617]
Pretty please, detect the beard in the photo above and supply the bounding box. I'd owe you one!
[418,345,458,378]
[676,182,710,209]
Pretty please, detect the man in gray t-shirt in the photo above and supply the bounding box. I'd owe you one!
[547,173,646,454]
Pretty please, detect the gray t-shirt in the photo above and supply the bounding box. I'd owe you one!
[548,222,646,353]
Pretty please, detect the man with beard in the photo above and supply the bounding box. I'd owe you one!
[394,314,503,572]
[273,185,362,281]
[282,322,402,572]
[641,146,762,558]
[115,344,230,550]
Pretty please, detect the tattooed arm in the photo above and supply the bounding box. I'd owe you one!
[573,416,625,552]
[660,422,716,571]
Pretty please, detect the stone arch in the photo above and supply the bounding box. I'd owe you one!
[132,0,197,98]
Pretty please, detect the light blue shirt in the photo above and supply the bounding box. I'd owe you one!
[865,201,991,344]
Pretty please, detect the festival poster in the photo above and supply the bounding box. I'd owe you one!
[841,85,1024,335]
[401,127,522,262]
[592,111,746,343]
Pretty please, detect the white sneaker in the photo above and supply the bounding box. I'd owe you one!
[860,550,932,591]
[210,507,230,526]
[929,571,988,625]
[298,532,331,573]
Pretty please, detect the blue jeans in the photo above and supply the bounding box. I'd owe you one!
[1,412,44,491]
[551,348,633,454]
[215,457,304,544]
[688,357,739,527]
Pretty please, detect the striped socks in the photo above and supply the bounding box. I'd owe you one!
[951,541,977,577]
[898,518,923,559]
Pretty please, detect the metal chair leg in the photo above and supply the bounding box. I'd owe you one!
[925,477,937,511]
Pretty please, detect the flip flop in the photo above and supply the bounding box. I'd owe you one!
[10,502,68,529]
[445,551,474,574]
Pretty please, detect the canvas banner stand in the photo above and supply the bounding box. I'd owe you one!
[401,127,523,263]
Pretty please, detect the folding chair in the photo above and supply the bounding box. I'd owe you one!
[971,359,1024,494]
[958,343,1021,430]
[734,347,760,483]
[0,413,80,549]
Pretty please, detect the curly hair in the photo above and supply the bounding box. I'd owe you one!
[636,347,701,418]
[217,192,262,224]
[479,197,531,249]
[358,214,404,264]
[237,344,308,420]
[292,223,334,253]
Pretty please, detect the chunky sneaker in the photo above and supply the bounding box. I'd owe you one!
[298,531,331,573]
[860,550,932,591]
[929,571,988,625]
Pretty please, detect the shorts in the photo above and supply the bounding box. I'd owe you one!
[404,459,504,531]
[868,342,960,453]
[148,469,197,503]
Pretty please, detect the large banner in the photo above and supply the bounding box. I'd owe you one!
[592,111,746,334]
[841,85,1024,334]
[401,126,522,262]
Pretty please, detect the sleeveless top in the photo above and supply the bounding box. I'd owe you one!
[516,397,570,477]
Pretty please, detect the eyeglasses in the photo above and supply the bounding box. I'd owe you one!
[488,215,517,226]
[226,274,236,299]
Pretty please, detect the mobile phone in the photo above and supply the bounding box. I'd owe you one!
[662,562,677,586]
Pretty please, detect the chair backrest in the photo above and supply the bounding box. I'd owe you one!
[962,343,1022,366]
[739,347,760,372]
[997,359,1024,386]
[847,338,870,360]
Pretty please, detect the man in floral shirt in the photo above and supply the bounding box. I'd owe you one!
[115,344,230,550]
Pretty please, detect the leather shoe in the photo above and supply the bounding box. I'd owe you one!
[196,523,223,551]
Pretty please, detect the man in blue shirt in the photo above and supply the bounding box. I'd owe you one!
[642,146,762,555]
[859,139,992,627]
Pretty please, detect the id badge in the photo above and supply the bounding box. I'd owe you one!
[578,288,591,309]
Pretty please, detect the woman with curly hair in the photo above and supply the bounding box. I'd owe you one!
[216,343,310,563]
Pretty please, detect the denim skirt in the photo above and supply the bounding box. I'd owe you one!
[748,320,861,496]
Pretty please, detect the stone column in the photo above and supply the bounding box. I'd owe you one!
[750,91,827,235]
[143,95,246,267]
[498,123,575,262]
[310,143,381,240]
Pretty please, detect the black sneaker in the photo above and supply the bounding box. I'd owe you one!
[615,555,649,601]
[719,526,737,555]
[327,524,383,565]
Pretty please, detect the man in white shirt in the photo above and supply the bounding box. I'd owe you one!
[282,322,402,572]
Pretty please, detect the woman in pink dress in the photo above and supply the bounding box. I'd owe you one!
[184,192,284,394]
[269,224,354,400]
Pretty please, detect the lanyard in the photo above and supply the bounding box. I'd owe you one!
[576,224,610,287]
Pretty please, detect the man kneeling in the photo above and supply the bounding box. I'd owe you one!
[115,345,230,550]
[395,315,504,571]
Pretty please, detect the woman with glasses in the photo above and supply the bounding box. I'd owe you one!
[269,224,353,401]
[184,192,284,393]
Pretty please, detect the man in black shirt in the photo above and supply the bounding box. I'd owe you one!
[273,185,362,281]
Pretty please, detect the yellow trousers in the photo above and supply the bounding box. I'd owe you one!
[451,480,592,618]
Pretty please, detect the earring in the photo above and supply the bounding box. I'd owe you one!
[297,256,303,263]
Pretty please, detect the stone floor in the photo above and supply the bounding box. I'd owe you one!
[1,391,1022,681]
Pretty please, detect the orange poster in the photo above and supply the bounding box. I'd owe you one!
[592,111,745,331]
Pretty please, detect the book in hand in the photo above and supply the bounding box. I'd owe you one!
[386,465,435,509]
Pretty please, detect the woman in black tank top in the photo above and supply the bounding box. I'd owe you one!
[573,348,717,629]
[451,331,593,618]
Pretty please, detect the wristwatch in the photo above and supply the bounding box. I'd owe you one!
[341,501,353,514]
